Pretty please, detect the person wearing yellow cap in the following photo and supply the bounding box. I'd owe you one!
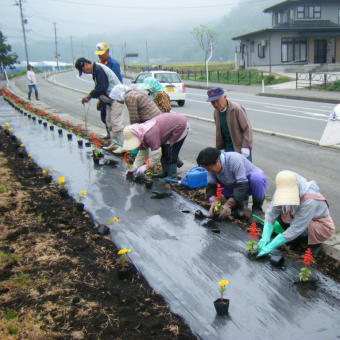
[257,170,335,257]
[94,42,125,152]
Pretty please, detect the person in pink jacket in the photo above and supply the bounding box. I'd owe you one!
[121,113,189,179]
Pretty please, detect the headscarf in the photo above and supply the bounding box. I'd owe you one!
[139,77,164,98]
[128,119,157,145]
[109,84,130,102]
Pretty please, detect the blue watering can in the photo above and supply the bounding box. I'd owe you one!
[164,166,207,189]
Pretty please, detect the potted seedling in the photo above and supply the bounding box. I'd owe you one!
[123,153,134,181]
[76,125,83,146]
[66,120,73,140]
[27,153,36,171]
[48,114,55,130]
[116,248,132,280]
[145,168,153,189]
[245,222,259,257]
[58,176,67,197]
[75,190,87,211]
[92,138,103,164]
[298,248,316,285]
[214,280,230,316]
[56,116,63,135]
[214,184,223,215]
[42,169,52,184]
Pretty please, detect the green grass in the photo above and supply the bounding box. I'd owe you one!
[0,182,7,193]
[0,251,21,264]
[9,273,31,287]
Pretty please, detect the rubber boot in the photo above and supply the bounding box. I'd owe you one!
[153,158,168,178]
[164,163,177,180]
[104,125,111,140]
[177,158,184,168]
[249,197,265,223]
[113,131,124,154]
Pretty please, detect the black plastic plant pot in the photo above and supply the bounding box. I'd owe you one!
[269,254,284,267]
[50,125,54,131]
[32,116,36,121]
[214,298,230,316]
[38,119,42,124]
[76,202,84,212]
[58,129,63,135]
[96,224,110,235]
[93,157,100,165]
[4,130,10,136]
[44,175,52,184]
[145,180,153,190]
[67,133,73,141]
[117,267,132,280]
[28,114,31,119]
[24,112,27,116]
[85,142,91,147]
[43,122,48,127]
[77,140,83,147]
[59,189,68,198]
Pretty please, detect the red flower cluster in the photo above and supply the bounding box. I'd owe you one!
[123,153,130,165]
[56,116,61,124]
[66,120,71,127]
[248,222,259,239]
[303,248,314,266]
[92,136,100,149]
[216,184,223,200]
[76,124,82,133]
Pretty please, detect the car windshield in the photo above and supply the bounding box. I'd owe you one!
[135,73,151,83]
[154,73,181,83]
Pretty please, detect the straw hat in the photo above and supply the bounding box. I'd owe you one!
[122,127,141,151]
[273,170,299,206]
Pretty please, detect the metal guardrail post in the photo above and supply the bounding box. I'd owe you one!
[296,72,298,89]
[194,71,196,81]
[309,72,312,89]
[237,71,240,85]
[217,71,220,82]
[249,72,251,85]
[324,73,327,89]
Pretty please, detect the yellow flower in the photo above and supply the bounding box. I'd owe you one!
[118,248,131,255]
[18,136,23,139]
[113,216,119,223]
[20,143,24,147]
[58,177,65,184]
[8,128,13,131]
[219,280,229,287]
[28,153,31,158]
[42,169,48,175]
[4,122,9,127]
[52,168,56,172]
[80,190,87,195]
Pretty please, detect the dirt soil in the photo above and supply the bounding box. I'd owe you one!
[0,127,197,339]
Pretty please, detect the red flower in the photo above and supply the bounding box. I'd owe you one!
[123,153,130,165]
[92,137,100,149]
[216,184,223,200]
[66,120,71,127]
[303,248,314,266]
[76,124,82,133]
[90,134,95,142]
[56,115,61,123]
[248,222,259,239]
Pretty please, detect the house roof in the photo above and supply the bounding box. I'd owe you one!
[232,20,340,40]
[264,0,340,13]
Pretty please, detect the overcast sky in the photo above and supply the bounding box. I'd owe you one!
[1,0,242,45]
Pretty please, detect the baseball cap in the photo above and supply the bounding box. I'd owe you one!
[95,42,109,56]
[207,87,224,102]
[75,57,90,76]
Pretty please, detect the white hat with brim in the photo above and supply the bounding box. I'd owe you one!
[122,127,141,151]
[273,170,300,206]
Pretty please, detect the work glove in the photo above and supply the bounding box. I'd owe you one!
[241,148,250,158]
[135,164,148,176]
[257,223,274,251]
[219,198,236,220]
[208,196,217,216]
[257,233,287,257]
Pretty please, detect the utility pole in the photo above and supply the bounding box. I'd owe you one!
[145,40,149,68]
[17,0,30,67]
[53,22,59,70]
[70,36,74,64]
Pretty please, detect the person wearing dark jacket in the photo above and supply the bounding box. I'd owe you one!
[95,42,123,140]
[75,57,123,149]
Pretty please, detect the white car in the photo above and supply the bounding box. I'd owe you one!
[131,70,186,107]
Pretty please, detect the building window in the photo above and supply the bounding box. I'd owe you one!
[250,41,255,53]
[290,9,294,20]
[258,44,265,58]
[278,12,283,23]
[338,9,340,24]
[307,6,321,19]
[297,6,304,19]
[281,38,307,62]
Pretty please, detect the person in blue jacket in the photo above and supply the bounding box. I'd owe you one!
[95,42,123,143]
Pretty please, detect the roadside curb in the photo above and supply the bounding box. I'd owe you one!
[257,92,339,105]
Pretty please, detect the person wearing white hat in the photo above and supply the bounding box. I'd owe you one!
[257,170,335,257]
[121,112,189,179]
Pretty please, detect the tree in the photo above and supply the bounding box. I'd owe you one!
[0,31,18,69]
[191,25,218,65]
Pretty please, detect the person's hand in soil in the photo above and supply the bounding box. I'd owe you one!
[208,196,217,216]
[219,198,236,220]
[135,164,147,176]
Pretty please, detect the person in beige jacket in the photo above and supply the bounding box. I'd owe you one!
[207,87,253,161]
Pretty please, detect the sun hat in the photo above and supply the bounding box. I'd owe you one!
[273,170,300,206]
[94,42,109,56]
[207,87,224,102]
[122,127,141,151]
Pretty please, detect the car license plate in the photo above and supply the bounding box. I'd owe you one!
[166,87,174,92]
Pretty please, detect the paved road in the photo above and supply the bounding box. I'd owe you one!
[13,72,340,229]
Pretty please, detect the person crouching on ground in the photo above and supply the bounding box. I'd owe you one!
[121,113,189,180]
[257,170,335,257]
[196,147,267,220]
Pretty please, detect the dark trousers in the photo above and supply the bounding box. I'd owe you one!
[28,85,38,100]
[161,137,186,165]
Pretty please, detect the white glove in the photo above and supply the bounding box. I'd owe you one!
[136,164,148,176]
[132,149,148,169]
[208,196,217,216]
[241,148,250,158]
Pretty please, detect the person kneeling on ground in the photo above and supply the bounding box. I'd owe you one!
[122,113,189,180]
[196,147,267,220]
[257,170,335,257]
